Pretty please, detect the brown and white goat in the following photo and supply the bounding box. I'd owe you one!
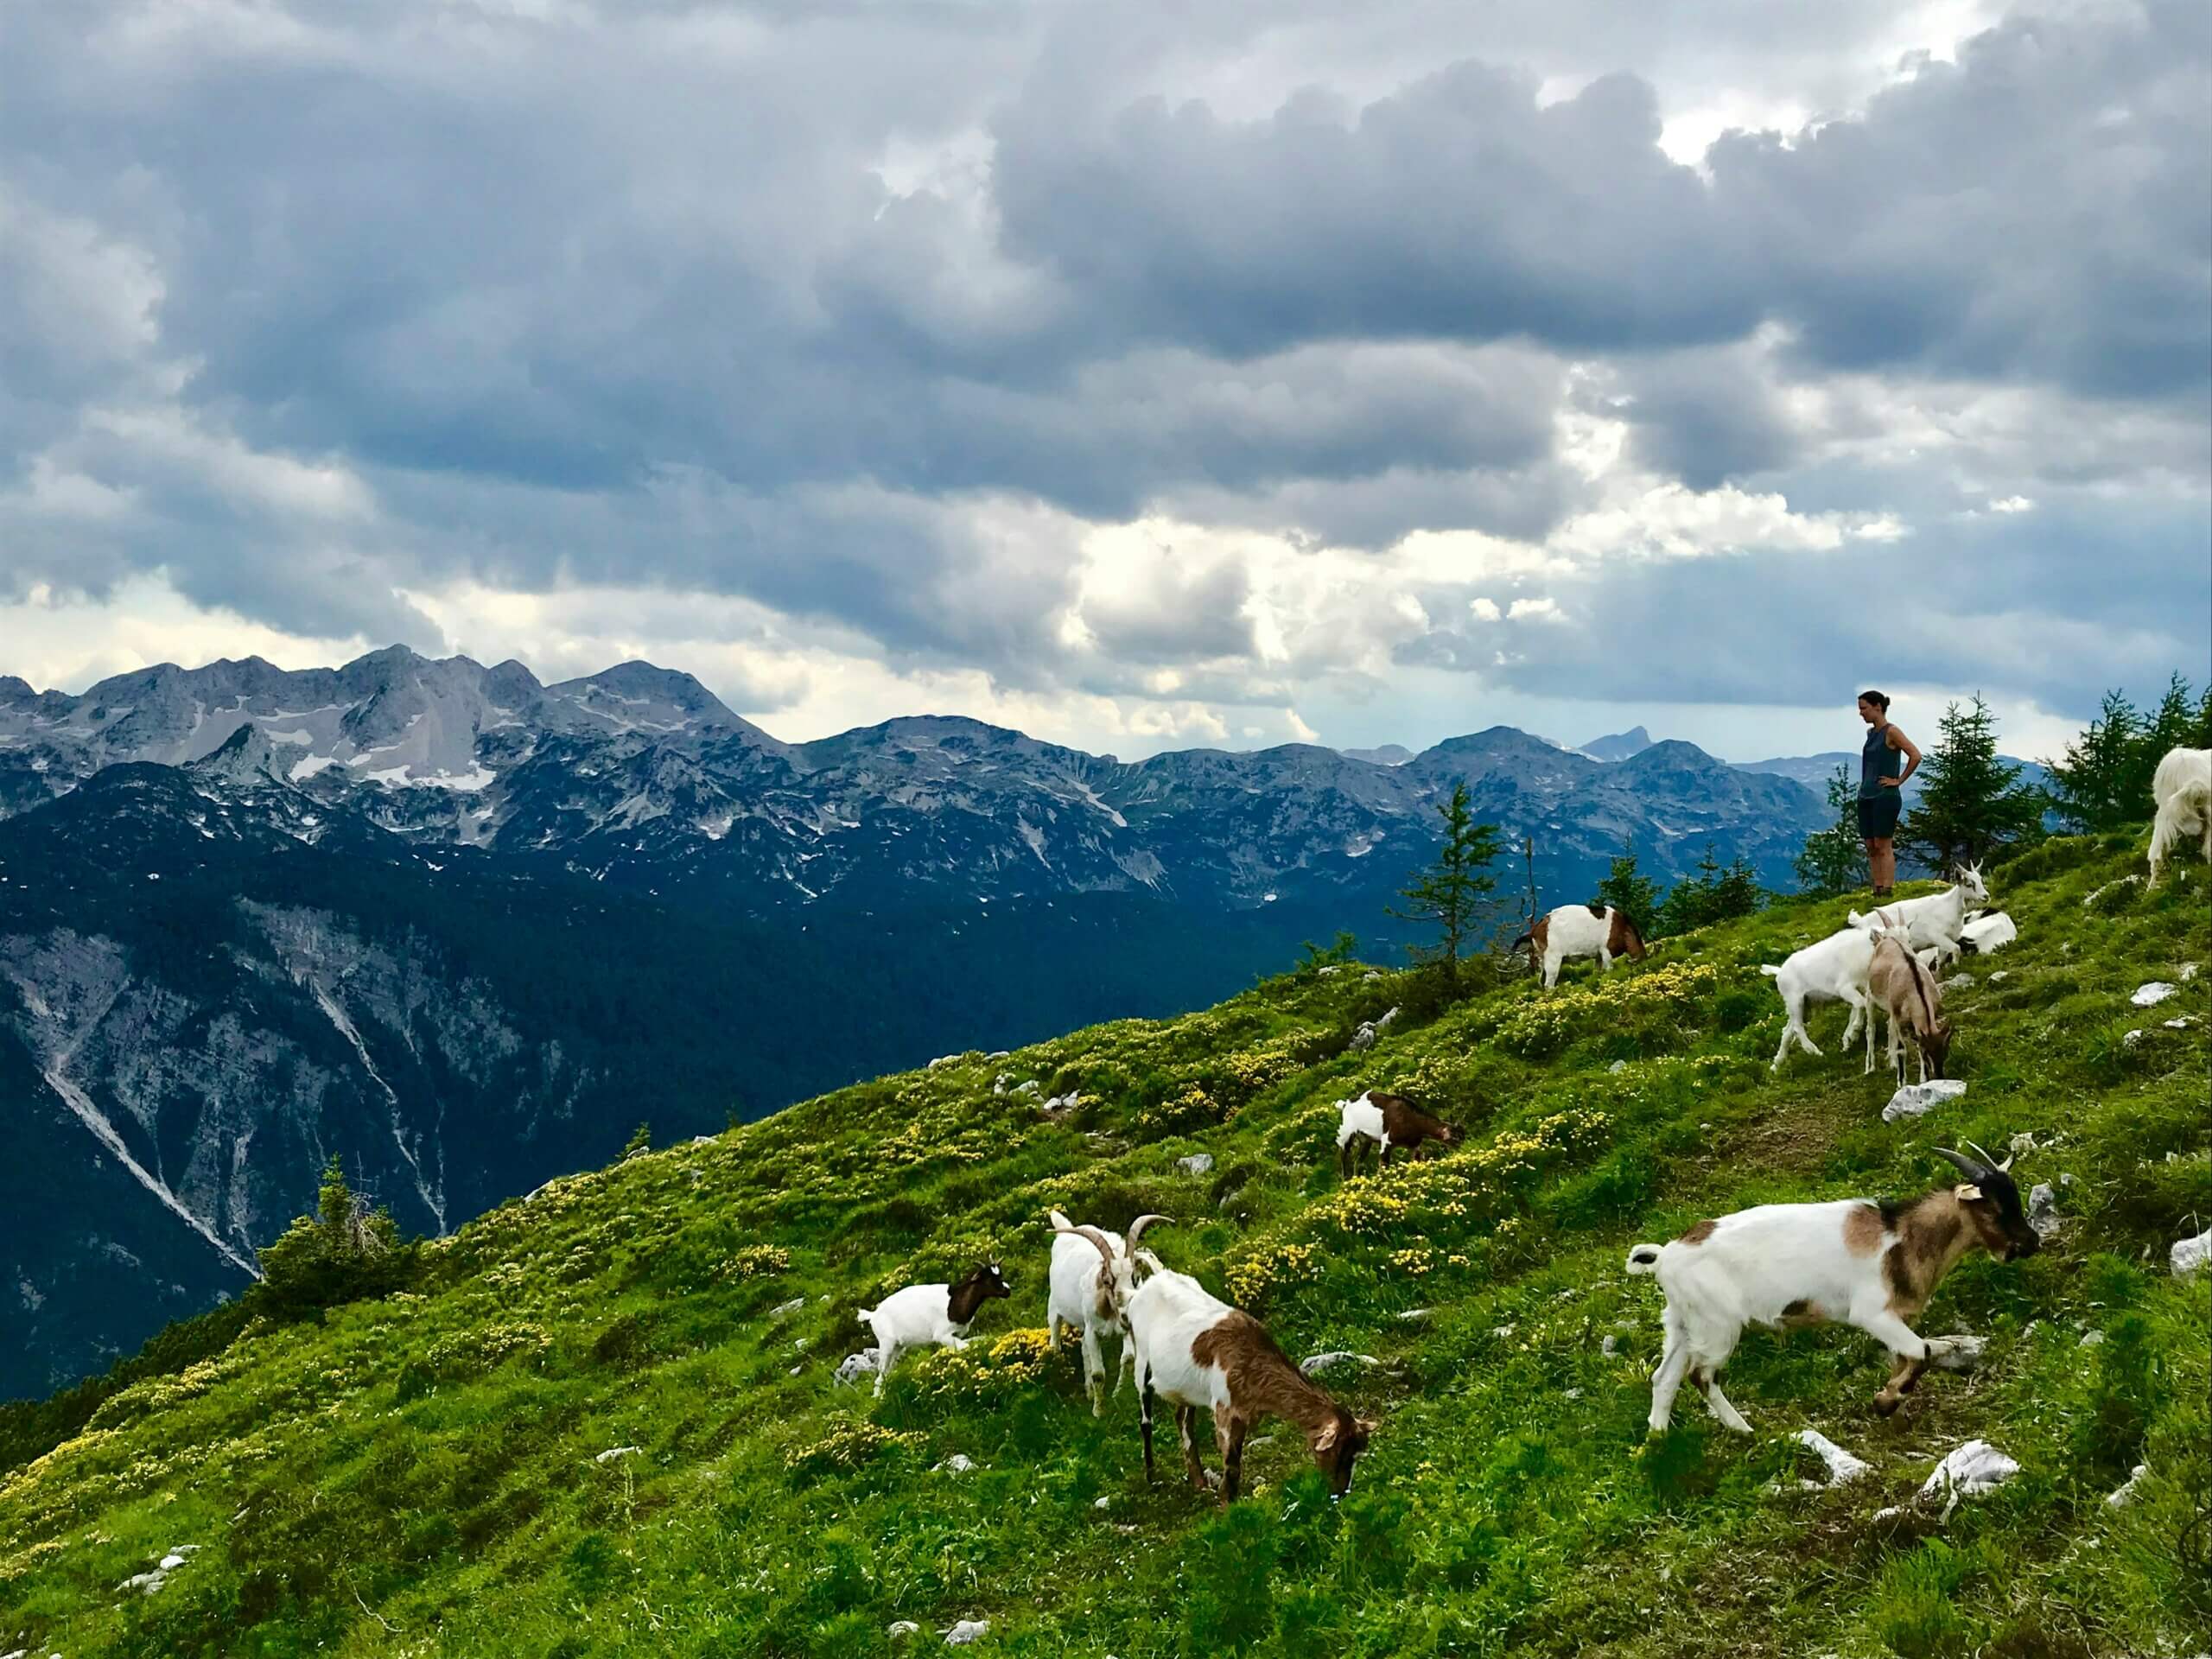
[1626,1144,2039,1432]
[1336,1090,1460,1178]
[1866,926,1952,1083]
[1126,1253,1376,1503]
[1513,903,1649,988]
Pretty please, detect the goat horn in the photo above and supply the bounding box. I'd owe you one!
[1071,1224,1118,1274]
[1963,1138,2011,1173]
[1931,1146,1984,1182]
[1126,1214,1173,1255]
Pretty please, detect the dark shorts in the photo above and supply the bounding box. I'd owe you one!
[1858,791,1902,841]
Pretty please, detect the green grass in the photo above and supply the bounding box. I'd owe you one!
[3,837,2208,1657]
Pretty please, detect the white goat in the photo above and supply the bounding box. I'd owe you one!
[858,1262,1009,1397]
[1625,1145,2041,1433]
[2148,747,2212,883]
[1847,864,1989,966]
[1126,1252,1375,1503]
[1045,1210,1170,1415]
[1762,925,1880,1070]
[1958,911,2017,954]
[1511,904,1649,988]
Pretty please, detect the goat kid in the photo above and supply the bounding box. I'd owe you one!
[1626,1144,2038,1433]
[2148,746,2212,883]
[1127,1252,1376,1504]
[859,1262,1010,1397]
[1866,927,1952,1084]
[1847,864,1989,966]
[1045,1210,1171,1415]
[1336,1090,1461,1179]
[1762,925,1880,1070]
[1512,903,1649,988]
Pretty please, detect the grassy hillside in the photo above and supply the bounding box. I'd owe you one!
[3,833,2207,1658]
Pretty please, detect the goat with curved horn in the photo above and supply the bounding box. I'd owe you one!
[1962,1138,2013,1173]
[1046,1208,1145,1415]
[1126,1214,1173,1257]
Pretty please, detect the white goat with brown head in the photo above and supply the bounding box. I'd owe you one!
[1626,1142,2039,1433]
[1045,1210,1170,1414]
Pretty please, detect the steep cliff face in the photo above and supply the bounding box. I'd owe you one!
[0,777,620,1395]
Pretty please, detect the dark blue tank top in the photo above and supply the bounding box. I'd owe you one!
[1861,723,1902,798]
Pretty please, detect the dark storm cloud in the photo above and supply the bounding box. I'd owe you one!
[1405,496,2212,715]
[0,0,2204,721]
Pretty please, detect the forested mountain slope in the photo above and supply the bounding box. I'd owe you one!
[2,833,2204,1658]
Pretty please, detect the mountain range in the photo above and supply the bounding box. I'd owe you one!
[0,646,1841,1398]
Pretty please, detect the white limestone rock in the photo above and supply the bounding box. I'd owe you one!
[1882,1078,1967,1122]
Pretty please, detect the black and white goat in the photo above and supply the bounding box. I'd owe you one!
[1045,1210,1170,1414]
[858,1262,1010,1397]
[1126,1251,1375,1504]
[1625,1144,2038,1432]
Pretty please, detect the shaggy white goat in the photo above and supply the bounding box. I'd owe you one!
[2148,747,2212,883]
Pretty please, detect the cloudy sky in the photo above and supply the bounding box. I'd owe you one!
[2,0,2206,762]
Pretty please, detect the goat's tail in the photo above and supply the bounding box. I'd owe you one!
[1047,1208,1074,1234]
[1758,964,1783,977]
[1624,1244,1664,1275]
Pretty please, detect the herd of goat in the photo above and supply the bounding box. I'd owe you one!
[851,749,2210,1503]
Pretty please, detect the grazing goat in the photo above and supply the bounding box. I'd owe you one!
[1626,1143,2038,1432]
[2148,747,2212,883]
[1762,925,1881,1070]
[1512,903,1649,988]
[1866,927,1952,1083]
[1336,1090,1461,1179]
[1045,1210,1171,1414]
[859,1262,1010,1397]
[1127,1253,1376,1503]
[1847,864,1989,967]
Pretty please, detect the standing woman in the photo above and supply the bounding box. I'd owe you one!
[1857,690,1922,899]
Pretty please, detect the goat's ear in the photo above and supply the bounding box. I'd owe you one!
[1355,1416,1379,1436]
[1312,1421,1340,1452]
[1953,1183,1983,1202]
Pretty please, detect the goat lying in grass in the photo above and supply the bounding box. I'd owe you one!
[1335,1090,1460,1178]
[1128,1250,1375,1504]
[1626,1144,2038,1432]
[1512,903,1648,988]
[2148,746,2212,883]
[859,1262,1009,1397]
[1045,1210,1169,1414]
